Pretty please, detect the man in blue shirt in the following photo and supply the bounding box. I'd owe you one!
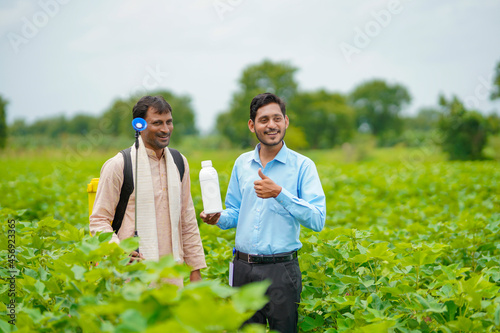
[200,92,326,332]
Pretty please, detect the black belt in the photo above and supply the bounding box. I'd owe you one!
[236,251,297,264]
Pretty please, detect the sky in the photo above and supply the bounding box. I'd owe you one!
[1,0,500,134]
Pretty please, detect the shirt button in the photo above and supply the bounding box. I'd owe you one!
[254,225,258,229]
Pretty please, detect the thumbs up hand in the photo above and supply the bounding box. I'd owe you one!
[254,168,282,198]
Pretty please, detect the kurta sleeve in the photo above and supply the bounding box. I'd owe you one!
[179,155,207,271]
[89,154,124,244]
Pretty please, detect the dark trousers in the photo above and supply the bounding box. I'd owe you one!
[233,257,302,333]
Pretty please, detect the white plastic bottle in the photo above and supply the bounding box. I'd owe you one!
[199,160,223,214]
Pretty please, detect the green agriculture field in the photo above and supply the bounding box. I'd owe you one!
[1,147,499,332]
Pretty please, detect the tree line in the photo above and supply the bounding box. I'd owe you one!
[1,59,499,159]
[4,90,198,146]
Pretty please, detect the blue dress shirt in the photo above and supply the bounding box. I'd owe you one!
[217,142,326,255]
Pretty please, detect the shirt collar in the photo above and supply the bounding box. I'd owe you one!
[252,141,289,165]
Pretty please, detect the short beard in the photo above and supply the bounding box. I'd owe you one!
[255,129,286,147]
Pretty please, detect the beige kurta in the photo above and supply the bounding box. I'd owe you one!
[89,147,207,273]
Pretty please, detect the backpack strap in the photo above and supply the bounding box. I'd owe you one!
[112,147,134,233]
[111,147,185,234]
[169,148,185,182]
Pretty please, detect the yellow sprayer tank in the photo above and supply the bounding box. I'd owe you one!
[87,178,100,216]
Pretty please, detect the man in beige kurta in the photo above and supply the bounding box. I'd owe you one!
[89,95,206,286]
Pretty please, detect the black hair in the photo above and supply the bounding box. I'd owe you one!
[132,95,172,119]
[249,93,286,122]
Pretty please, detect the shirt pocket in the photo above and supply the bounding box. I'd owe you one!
[270,200,291,217]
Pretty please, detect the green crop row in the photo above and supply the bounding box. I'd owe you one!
[0,148,499,332]
[0,212,269,332]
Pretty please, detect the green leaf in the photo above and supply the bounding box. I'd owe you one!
[43,277,62,294]
[0,319,13,333]
[380,286,403,296]
[458,274,499,309]
[115,309,147,333]
[71,265,86,281]
[401,247,441,267]
[338,274,359,285]
[78,236,102,255]
[359,320,396,333]
[232,281,270,313]
[34,280,45,295]
[362,279,375,289]
[38,217,62,229]
[300,315,320,331]
[121,282,147,302]
[38,265,48,281]
[145,320,189,333]
[446,316,473,331]
[119,237,140,253]
[349,254,368,263]
[495,305,500,326]
[414,294,446,313]
[208,282,236,298]
[445,301,458,321]
[22,307,43,323]
[366,242,394,261]
[98,232,113,243]
[59,222,82,242]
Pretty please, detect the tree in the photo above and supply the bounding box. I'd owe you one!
[67,114,98,135]
[485,112,500,135]
[288,90,356,148]
[491,60,500,100]
[403,107,441,132]
[0,95,7,149]
[100,99,130,136]
[216,59,299,147]
[349,79,411,146]
[12,114,97,138]
[438,95,488,160]
[26,115,68,138]
[9,119,29,137]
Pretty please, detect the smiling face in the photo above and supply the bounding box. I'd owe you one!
[141,107,173,155]
[248,102,289,147]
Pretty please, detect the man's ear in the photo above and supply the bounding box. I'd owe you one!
[285,115,289,129]
[248,119,255,133]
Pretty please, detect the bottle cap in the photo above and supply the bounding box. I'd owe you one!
[201,160,212,168]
